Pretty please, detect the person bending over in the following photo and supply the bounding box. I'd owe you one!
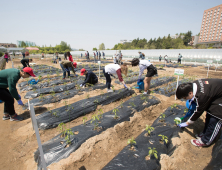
[60,60,77,79]
[176,79,222,147]
[0,67,36,121]
[80,68,98,87]
[103,63,129,92]
[131,58,157,94]
[20,58,32,68]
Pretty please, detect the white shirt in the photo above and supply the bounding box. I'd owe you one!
[138,60,152,79]
[105,64,121,75]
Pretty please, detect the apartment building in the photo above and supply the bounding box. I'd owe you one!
[199,4,222,47]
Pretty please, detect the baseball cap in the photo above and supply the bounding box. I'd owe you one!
[23,67,36,77]
[73,62,77,68]
[80,68,86,75]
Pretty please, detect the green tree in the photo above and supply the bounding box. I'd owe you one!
[93,47,97,51]
[99,43,105,50]
[183,31,192,46]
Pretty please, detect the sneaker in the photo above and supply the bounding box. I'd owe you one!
[10,114,24,121]
[143,91,148,95]
[3,114,10,120]
[195,133,204,139]
[107,89,114,93]
[191,138,206,147]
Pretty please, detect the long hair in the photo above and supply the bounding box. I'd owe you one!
[67,51,71,57]
[131,58,139,66]
[121,64,128,76]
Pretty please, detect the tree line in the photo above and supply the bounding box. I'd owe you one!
[112,31,207,50]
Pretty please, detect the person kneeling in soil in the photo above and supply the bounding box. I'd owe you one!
[20,58,32,68]
[80,68,98,87]
[131,58,157,94]
[176,79,222,147]
[0,67,36,121]
[103,63,129,92]
[60,60,77,79]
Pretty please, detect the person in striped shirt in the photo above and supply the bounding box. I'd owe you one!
[131,58,157,94]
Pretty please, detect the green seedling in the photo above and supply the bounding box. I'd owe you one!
[127,137,136,147]
[38,75,42,81]
[145,125,154,136]
[184,108,188,113]
[86,94,90,99]
[158,134,168,144]
[170,103,178,109]
[65,91,70,96]
[65,129,74,145]
[129,102,136,107]
[47,74,50,78]
[56,71,60,76]
[51,91,56,97]
[82,116,87,125]
[39,94,45,101]
[98,109,103,119]
[91,113,100,130]
[52,111,58,117]
[33,87,37,93]
[159,113,166,122]
[58,122,66,137]
[112,108,119,119]
[148,147,158,159]
[120,100,124,108]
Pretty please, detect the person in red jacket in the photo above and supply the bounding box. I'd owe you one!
[176,79,222,147]
[67,52,73,62]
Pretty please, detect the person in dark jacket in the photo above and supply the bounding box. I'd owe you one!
[20,59,32,68]
[176,79,222,147]
[22,52,25,59]
[0,67,36,121]
[64,52,67,60]
[99,51,101,60]
[80,68,98,87]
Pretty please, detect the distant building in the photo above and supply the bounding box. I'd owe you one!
[198,4,222,48]
[0,43,17,48]
[189,36,199,46]
[120,40,133,44]
[170,35,185,39]
[17,40,36,47]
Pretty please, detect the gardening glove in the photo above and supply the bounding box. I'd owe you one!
[80,84,83,87]
[18,94,21,99]
[124,84,130,90]
[17,99,24,106]
[178,122,188,128]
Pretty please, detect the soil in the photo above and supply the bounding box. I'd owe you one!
[0,58,222,170]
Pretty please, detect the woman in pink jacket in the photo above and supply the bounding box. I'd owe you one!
[4,52,9,63]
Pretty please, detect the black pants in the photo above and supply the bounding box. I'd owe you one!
[201,113,222,145]
[21,60,28,68]
[0,89,16,116]
[103,68,111,89]
[178,58,181,64]
[87,78,98,85]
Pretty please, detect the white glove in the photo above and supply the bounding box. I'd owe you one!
[80,84,83,87]
[178,122,189,128]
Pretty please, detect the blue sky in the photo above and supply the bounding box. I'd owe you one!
[1,0,221,50]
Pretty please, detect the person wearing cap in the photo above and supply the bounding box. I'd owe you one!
[60,60,77,79]
[80,68,98,87]
[0,67,36,121]
[20,58,33,68]
[131,58,157,94]
[103,63,129,92]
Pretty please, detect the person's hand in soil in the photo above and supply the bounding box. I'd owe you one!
[17,99,24,105]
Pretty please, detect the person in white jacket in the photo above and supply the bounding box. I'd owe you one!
[103,63,129,92]
[131,58,157,94]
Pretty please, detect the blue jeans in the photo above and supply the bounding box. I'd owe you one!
[103,68,111,89]
[60,64,70,78]
[5,58,8,63]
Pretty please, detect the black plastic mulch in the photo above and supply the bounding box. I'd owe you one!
[102,105,186,170]
[34,93,160,170]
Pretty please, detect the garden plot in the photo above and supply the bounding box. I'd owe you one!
[102,105,186,170]
[23,83,107,109]
[34,94,160,169]
[36,88,134,130]
[154,79,191,97]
